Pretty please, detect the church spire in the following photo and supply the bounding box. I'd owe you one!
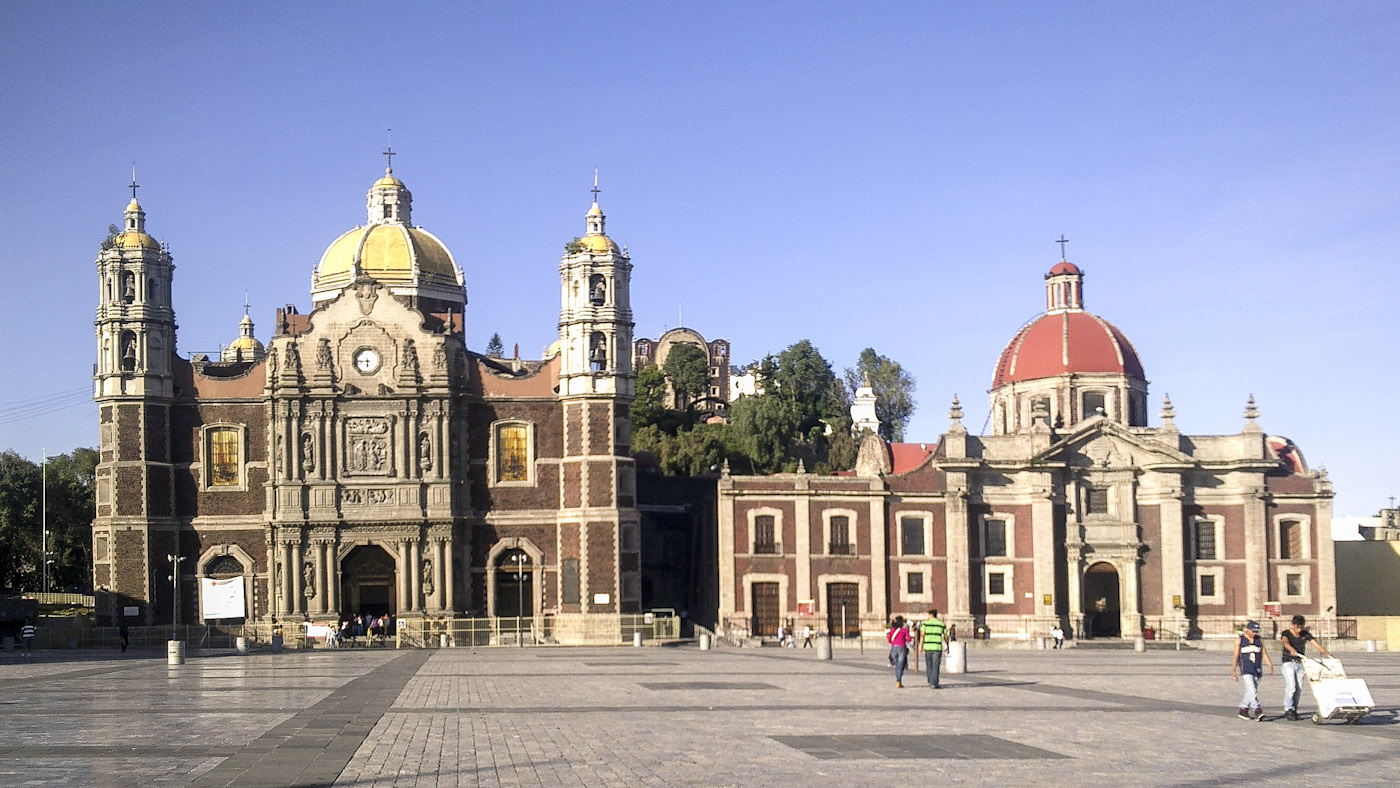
[585,169,606,237]
[366,144,411,226]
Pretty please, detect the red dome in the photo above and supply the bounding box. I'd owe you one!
[993,311,1144,388]
[1048,261,1081,275]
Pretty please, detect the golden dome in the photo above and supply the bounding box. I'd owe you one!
[576,234,619,254]
[314,223,461,287]
[374,174,405,189]
[229,335,264,352]
[115,231,161,250]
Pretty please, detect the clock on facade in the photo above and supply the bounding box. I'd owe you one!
[353,348,381,374]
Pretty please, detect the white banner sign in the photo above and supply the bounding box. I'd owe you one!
[199,576,246,620]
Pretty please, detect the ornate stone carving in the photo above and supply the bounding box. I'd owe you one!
[341,488,393,505]
[303,561,316,598]
[301,433,315,472]
[316,338,333,371]
[355,282,378,315]
[344,417,391,475]
[422,558,434,596]
[285,341,301,376]
[431,345,446,370]
[403,339,420,378]
[418,432,432,471]
[267,347,278,377]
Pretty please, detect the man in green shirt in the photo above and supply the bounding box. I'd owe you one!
[921,609,947,688]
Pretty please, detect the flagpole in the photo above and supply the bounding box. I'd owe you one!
[41,448,47,594]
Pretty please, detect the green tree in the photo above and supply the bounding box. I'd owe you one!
[764,340,848,433]
[844,347,917,442]
[485,332,505,358]
[0,449,96,593]
[662,342,709,411]
[631,365,669,431]
[99,223,121,251]
[727,393,800,474]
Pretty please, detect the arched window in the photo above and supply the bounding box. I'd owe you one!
[493,422,532,484]
[205,426,242,487]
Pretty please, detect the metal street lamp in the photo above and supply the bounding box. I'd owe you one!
[509,552,527,646]
[167,553,186,640]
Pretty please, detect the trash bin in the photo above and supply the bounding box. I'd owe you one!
[1144,627,1156,641]
[815,634,832,661]
[235,636,248,656]
[946,641,967,673]
[440,633,450,648]
[167,640,185,665]
[271,632,283,653]
[699,633,711,651]
[1037,636,1048,650]
[1133,636,1146,652]
[633,631,643,647]
[1366,639,1378,653]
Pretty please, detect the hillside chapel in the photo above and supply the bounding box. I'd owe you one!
[91,160,644,641]
[718,260,1337,641]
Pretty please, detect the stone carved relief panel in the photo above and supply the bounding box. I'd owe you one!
[343,417,394,476]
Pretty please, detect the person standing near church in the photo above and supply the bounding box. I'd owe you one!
[20,619,36,660]
[1231,621,1273,719]
[1280,615,1331,720]
[922,609,947,688]
[887,616,912,688]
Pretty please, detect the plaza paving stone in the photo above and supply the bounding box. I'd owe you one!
[0,643,1396,786]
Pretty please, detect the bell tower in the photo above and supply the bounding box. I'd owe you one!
[555,177,640,614]
[92,180,180,625]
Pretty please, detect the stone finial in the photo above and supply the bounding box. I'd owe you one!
[1242,394,1262,433]
[1030,397,1051,433]
[720,458,731,478]
[796,458,807,475]
[949,394,964,424]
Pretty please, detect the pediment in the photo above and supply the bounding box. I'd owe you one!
[1032,419,1193,469]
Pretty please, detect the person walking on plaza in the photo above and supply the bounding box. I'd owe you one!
[1051,624,1065,649]
[887,616,912,688]
[922,609,947,688]
[20,619,36,660]
[1279,614,1331,720]
[1231,621,1274,720]
[801,624,813,648]
[119,622,130,652]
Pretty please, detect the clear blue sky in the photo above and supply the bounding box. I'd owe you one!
[3,2,1396,518]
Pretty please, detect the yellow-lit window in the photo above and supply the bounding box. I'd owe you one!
[496,423,529,483]
[207,427,241,487]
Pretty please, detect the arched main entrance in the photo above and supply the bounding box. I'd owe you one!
[1083,562,1121,637]
[342,545,398,618]
[494,548,534,620]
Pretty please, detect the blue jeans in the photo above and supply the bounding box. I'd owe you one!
[1283,661,1304,711]
[925,650,943,687]
[891,646,908,683]
[1239,674,1261,712]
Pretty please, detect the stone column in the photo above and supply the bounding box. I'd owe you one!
[1031,476,1056,625]
[945,484,971,619]
[292,538,305,617]
[1066,549,1084,636]
[410,539,423,613]
[868,496,887,624]
[396,539,410,614]
[267,535,279,619]
[444,535,456,613]
[281,539,295,617]
[324,540,338,615]
[313,539,327,614]
[1243,485,1267,617]
[1121,556,1142,637]
[1158,487,1185,618]
[794,487,811,614]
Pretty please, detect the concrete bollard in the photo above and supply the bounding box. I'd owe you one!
[699,633,711,651]
[271,632,283,653]
[1134,636,1146,652]
[440,633,450,649]
[1366,639,1377,652]
[235,636,248,656]
[167,640,186,666]
[946,641,967,673]
[633,631,643,647]
[1037,636,1048,650]
[815,634,832,661]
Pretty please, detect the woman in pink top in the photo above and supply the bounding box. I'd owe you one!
[888,616,913,687]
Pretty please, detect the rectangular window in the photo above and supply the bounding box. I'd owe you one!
[988,572,1006,597]
[1279,520,1303,559]
[900,516,925,556]
[907,572,924,595]
[1200,574,1216,598]
[561,558,580,605]
[1194,521,1216,560]
[754,515,776,554]
[1286,573,1303,597]
[495,423,529,482]
[984,519,1007,557]
[1087,487,1109,514]
[829,516,851,554]
[207,427,241,487]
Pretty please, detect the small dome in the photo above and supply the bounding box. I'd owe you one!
[1048,261,1081,276]
[993,311,1144,388]
[115,231,161,250]
[373,173,405,190]
[575,234,619,254]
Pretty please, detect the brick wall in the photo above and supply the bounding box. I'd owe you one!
[586,521,616,611]
[587,461,613,508]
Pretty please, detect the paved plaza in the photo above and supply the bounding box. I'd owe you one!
[0,642,1396,787]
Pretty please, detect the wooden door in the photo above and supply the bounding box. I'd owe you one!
[826,582,860,638]
[751,582,780,636]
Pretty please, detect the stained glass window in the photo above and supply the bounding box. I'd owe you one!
[207,427,241,487]
[496,423,529,482]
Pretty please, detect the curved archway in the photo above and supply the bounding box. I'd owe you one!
[1083,562,1121,637]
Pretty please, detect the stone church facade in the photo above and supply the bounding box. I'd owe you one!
[91,163,642,641]
[718,261,1336,641]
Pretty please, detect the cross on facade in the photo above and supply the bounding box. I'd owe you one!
[1056,234,1070,261]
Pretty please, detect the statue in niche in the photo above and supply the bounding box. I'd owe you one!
[431,345,446,371]
[421,558,433,596]
[402,339,419,376]
[301,433,315,472]
[316,338,333,370]
[303,561,316,599]
[267,347,278,377]
[418,433,432,471]
[352,439,369,471]
[285,341,301,375]
[369,440,386,470]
